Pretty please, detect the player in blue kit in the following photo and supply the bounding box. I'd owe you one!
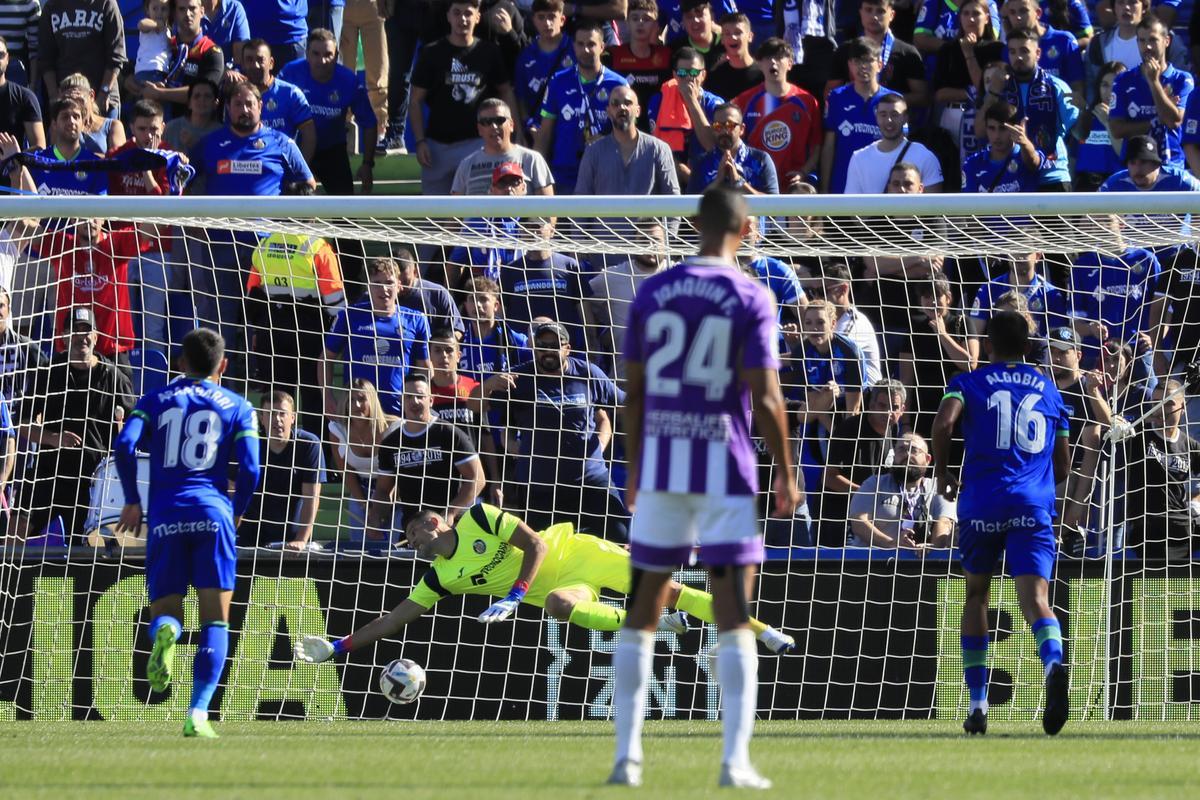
[113,329,262,739]
[932,310,1071,737]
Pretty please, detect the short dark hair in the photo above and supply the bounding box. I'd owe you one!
[531,0,564,13]
[986,310,1031,358]
[429,326,459,344]
[188,78,220,102]
[754,37,791,61]
[182,328,225,376]
[404,367,432,386]
[1005,27,1040,45]
[696,187,747,239]
[718,11,749,26]
[307,27,337,49]
[574,18,606,40]
[448,0,482,7]
[265,389,295,409]
[843,36,882,63]
[984,101,1020,125]
[673,46,703,69]
[243,37,270,57]
[1137,14,1169,35]
[131,99,163,122]
[860,0,894,8]
[822,261,853,285]
[49,96,84,121]
[404,509,440,538]
[712,101,743,122]
[627,0,658,15]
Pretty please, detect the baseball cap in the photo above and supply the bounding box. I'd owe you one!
[492,162,526,185]
[533,321,570,345]
[70,307,96,332]
[1049,326,1081,351]
[1125,135,1162,165]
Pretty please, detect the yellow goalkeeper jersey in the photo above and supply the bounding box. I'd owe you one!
[406,504,580,609]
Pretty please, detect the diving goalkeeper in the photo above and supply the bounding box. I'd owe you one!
[295,503,795,664]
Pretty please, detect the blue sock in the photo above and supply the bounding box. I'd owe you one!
[962,635,989,708]
[190,622,229,715]
[1031,618,1064,671]
[150,615,182,644]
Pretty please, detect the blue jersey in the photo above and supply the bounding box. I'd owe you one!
[962,145,1048,193]
[946,363,1069,516]
[687,142,779,194]
[499,253,588,350]
[1069,248,1162,345]
[1033,26,1083,84]
[783,332,864,402]
[118,377,260,516]
[240,0,306,45]
[513,38,574,124]
[540,66,628,191]
[279,59,377,151]
[824,84,889,195]
[1110,65,1193,167]
[28,146,107,195]
[749,256,805,320]
[258,77,313,139]
[1076,113,1124,176]
[192,124,312,196]
[460,323,531,380]
[1179,89,1200,155]
[324,300,431,415]
[970,272,1068,337]
[202,0,251,59]
[1041,0,1091,39]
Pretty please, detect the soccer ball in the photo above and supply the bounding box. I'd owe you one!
[379,658,426,704]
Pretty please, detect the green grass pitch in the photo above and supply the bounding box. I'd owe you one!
[1,720,1197,799]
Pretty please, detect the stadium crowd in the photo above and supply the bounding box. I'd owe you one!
[0,0,1198,559]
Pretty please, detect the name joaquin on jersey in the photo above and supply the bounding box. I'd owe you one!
[651,277,739,314]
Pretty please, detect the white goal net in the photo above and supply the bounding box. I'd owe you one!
[1,193,1199,723]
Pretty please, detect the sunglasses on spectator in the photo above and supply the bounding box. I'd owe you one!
[675,67,702,78]
[477,116,509,127]
[711,120,742,131]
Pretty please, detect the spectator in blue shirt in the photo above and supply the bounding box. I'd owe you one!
[1069,236,1163,354]
[687,101,778,193]
[322,256,431,416]
[478,320,628,540]
[1108,16,1191,168]
[26,96,106,195]
[1001,0,1084,94]
[533,19,628,194]
[202,0,251,64]
[458,276,531,381]
[188,81,314,376]
[821,37,890,194]
[1076,60,1127,191]
[963,101,1049,192]
[241,0,307,65]
[513,0,573,135]
[783,299,866,422]
[279,27,378,194]
[500,246,588,353]
[976,26,1077,189]
[235,38,317,161]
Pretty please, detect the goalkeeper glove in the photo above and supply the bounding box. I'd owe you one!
[478,581,528,624]
[295,635,337,664]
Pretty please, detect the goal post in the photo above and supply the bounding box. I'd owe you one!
[0,193,1198,723]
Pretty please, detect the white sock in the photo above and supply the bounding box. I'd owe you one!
[717,628,758,770]
[969,699,988,715]
[189,708,208,723]
[613,629,654,766]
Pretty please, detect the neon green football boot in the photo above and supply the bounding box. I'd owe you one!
[146,624,177,693]
[183,714,219,739]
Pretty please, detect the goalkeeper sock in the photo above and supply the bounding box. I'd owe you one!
[1032,618,1064,677]
[613,629,654,766]
[190,622,229,715]
[567,601,624,631]
[150,614,182,643]
[962,635,989,714]
[674,585,768,636]
[716,628,758,770]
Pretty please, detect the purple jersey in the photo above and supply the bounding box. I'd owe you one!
[623,257,780,497]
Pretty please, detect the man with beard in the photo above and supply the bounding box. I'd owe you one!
[844,93,943,194]
[849,432,956,548]
[232,39,317,161]
[481,321,629,540]
[576,86,679,196]
[451,99,554,196]
[687,102,778,193]
[189,82,314,380]
[136,0,226,117]
[14,308,133,540]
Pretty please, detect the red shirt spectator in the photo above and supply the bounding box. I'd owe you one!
[734,83,823,183]
[39,222,150,358]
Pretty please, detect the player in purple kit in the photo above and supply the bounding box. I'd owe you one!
[610,188,800,790]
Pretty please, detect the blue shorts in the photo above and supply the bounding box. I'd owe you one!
[145,509,237,602]
[957,505,1057,581]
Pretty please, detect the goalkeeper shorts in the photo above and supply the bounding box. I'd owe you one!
[145,509,238,601]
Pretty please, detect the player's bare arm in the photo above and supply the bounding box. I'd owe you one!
[622,360,646,512]
[932,395,963,500]
[744,367,800,517]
